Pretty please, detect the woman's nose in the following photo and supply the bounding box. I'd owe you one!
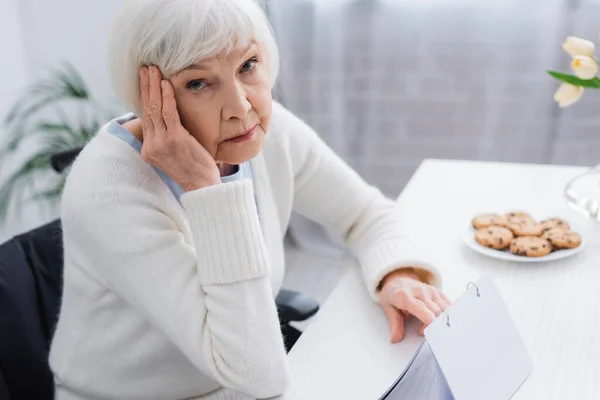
[222,82,251,121]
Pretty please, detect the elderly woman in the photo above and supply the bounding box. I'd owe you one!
[49,0,450,399]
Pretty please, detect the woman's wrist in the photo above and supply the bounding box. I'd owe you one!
[181,175,220,192]
[182,181,217,192]
[378,266,437,292]
[378,267,420,290]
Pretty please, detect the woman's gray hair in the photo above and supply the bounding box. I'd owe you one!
[108,0,279,115]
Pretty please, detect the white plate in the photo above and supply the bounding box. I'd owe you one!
[462,225,586,263]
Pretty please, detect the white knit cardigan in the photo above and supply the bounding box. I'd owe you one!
[49,102,440,400]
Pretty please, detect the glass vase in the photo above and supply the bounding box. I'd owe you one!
[564,164,600,221]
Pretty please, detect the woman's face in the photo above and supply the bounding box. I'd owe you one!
[168,42,272,165]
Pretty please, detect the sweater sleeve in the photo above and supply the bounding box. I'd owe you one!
[62,178,289,399]
[279,106,442,302]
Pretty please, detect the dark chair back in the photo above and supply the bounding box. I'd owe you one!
[0,219,63,400]
[50,148,83,173]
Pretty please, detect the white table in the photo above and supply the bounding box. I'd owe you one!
[286,159,600,400]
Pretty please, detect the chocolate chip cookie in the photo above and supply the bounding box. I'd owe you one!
[506,221,543,237]
[509,237,552,257]
[505,211,535,225]
[475,226,514,250]
[541,227,564,240]
[546,230,581,249]
[472,213,507,229]
[539,218,570,232]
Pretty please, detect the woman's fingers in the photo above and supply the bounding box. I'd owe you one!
[405,298,436,327]
[422,289,452,336]
[432,291,451,310]
[381,278,454,342]
[148,66,166,133]
[139,67,153,138]
[383,304,405,344]
[422,295,442,317]
[161,80,181,130]
[440,292,452,306]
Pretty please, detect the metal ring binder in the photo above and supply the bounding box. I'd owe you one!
[466,281,480,297]
[442,310,451,327]
[444,281,481,328]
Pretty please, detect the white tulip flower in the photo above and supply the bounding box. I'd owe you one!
[562,36,596,57]
[571,56,599,79]
[553,83,584,108]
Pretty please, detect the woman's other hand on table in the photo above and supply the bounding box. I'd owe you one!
[379,268,451,344]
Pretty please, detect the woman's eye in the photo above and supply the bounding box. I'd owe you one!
[240,57,258,73]
[186,80,207,91]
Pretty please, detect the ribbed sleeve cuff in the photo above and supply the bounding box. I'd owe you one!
[359,241,442,303]
[181,180,269,286]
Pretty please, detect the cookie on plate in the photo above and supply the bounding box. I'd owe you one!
[505,211,535,224]
[546,230,581,249]
[541,227,564,240]
[506,221,543,237]
[509,237,552,257]
[472,213,507,229]
[475,226,514,250]
[539,218,570,232]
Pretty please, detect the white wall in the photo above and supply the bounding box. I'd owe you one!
[0,0,126,241]
[19,0,125,107]
[0,0,28,128]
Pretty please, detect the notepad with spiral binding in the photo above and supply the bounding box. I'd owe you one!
[380,275,533,400]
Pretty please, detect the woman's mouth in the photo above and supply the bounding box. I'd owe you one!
[226,125,257,143]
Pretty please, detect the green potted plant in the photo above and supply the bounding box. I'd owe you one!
[0,62,115,224]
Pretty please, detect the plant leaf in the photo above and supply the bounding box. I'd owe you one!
[547,70,600,88]
[78,119,100,143]
[38,133,77,153]
[0,181,14,225]
[0,166,29,224]
[4,94,62,126]
[29,175,66,204]
[37,121,75,141]
[4,61,91,127]
[0,147,63,223]
[54,62,89,99]
[0,133,26,158]
[3,97,27,125]
[54,106,96,145]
